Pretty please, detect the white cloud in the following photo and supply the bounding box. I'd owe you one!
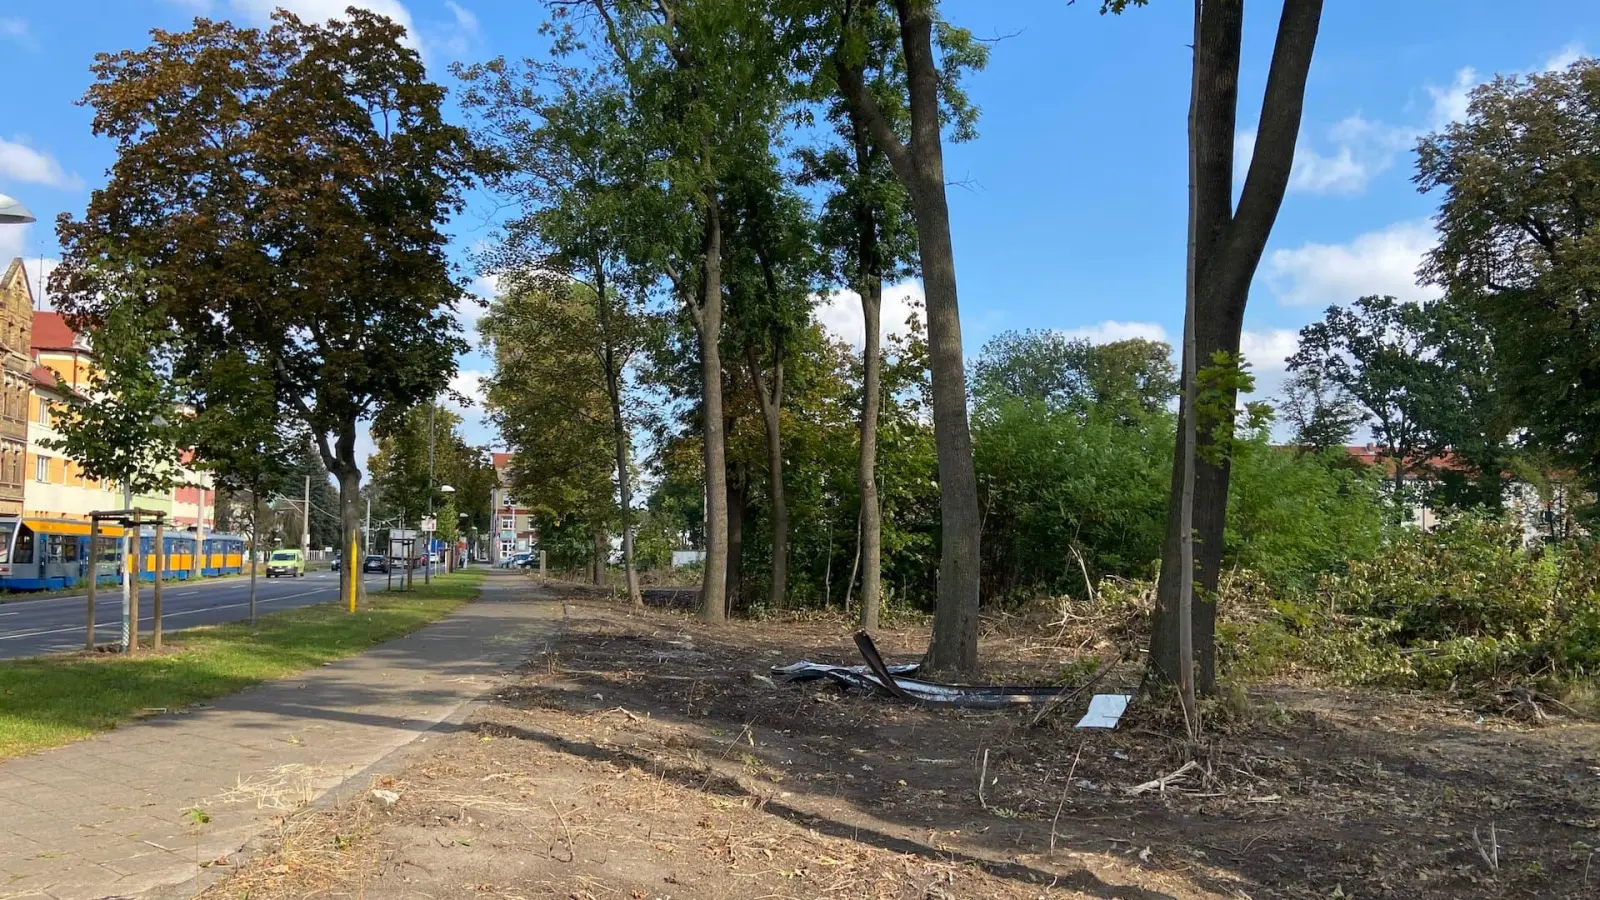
[0,225,55,309]
[202,1,421,49]
[1264,219,1440,309]
[444,367,494,447]
[1238,328,1301,404]
[21,258,59,311]
[444,0,478,36]
[1059,320,1168,345]
[815,278,924,351]
[1540,43,1584,74]
[0,137,82,190]
[447,367,489,406]
[0,18,29,44]
[1425,45,1586,132]
[1426,66,1478,132]
[0,224,25,270]
[1239,115,1415,197]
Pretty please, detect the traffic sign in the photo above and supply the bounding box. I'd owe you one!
[420,516,438,531]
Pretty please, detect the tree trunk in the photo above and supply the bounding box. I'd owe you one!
[850,114,885,634]
[696,202,728,623]
[320,422,367,611]
[336,467,363,608]
[1146,0,1323,695]
[893,1,982,677]
[746,340,787,611]
[598,262,643,608]
[592,526,606,586]
[249,493,260,624]
[725,471,745,617]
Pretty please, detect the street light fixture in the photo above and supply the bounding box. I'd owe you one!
[0,194,36,225]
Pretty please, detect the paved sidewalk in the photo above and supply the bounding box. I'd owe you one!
[0,570,559,900]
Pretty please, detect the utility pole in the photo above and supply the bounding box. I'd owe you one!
[302,474,311,557]
[364,496,371,558]
[121,485,133,652]
[426,403,435,584]
[194,478,208,579]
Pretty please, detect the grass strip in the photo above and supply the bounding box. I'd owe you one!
[0,569,485,759]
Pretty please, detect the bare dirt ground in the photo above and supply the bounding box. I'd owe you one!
[202,583,1600,900]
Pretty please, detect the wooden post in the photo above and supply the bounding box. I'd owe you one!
[153,518,165,650]
[85,518,99,652]
[128,528,140,654]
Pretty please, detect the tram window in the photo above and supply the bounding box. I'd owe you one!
[13,525,33,565]
[60,538,78,563]
[0,522,12,564]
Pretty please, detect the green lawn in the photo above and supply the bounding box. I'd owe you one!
[0,570,485,759]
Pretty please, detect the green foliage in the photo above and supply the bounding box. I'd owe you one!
[52,7,492,528]
[1419,57,1600,499]
[43,258,187,499]
[971,331,1176,418]
[974,397,1172,594]
[1217,518,1600,689]
[1194,350,1268,465]
[1225,434,1386,591]
[368,403,495,536]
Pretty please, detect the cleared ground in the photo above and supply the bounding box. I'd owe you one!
[199,584,1600,900]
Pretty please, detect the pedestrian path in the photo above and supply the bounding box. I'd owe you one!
[0,570,560,900]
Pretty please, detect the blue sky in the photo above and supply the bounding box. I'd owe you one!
[0,0,1592,462]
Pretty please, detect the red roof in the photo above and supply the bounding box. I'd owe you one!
[492,452,513,468]
[1344,445,1469,475]
[30,365,60,390]
[31,311,81,352]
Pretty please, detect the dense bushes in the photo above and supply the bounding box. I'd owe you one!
[1216,518,1600,689]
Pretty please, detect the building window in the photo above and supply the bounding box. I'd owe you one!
[35,455,49,483]
[499,516,514,531]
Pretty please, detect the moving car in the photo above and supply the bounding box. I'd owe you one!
[362,554,389,573]
[330,552,342,572]
[265,549,306,578]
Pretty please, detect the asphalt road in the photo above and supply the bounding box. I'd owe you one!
[0,569,412,660]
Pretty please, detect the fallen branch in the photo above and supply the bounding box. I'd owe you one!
[1473,822,1500,874]
[1049,742,1084,854]
[1029,648,1128,728]
[1125,760,1199,796]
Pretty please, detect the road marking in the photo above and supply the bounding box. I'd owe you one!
[0,577,385,641]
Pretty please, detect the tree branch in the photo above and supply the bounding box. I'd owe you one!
[1223,0,1324,290]
[833,55,915,185]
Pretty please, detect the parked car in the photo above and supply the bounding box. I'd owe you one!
[330,552,342,572]
[265,549,305,578]
[362,554,389,573]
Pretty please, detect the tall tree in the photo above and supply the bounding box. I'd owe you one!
[185,349,301,621]
[1139,0,1326,694]
[481,280,621,581]
[796,2,917,632]
[1276,365,1361,453]
[52,10,491,614]
[1417,58,1600,499]
[456,60,654,606]
[826,0,989,675]
[725,172,820,611]
[1287,296,1449,512]
[560,0,793,622]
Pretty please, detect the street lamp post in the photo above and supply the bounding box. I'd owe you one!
[425,484,455,584]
